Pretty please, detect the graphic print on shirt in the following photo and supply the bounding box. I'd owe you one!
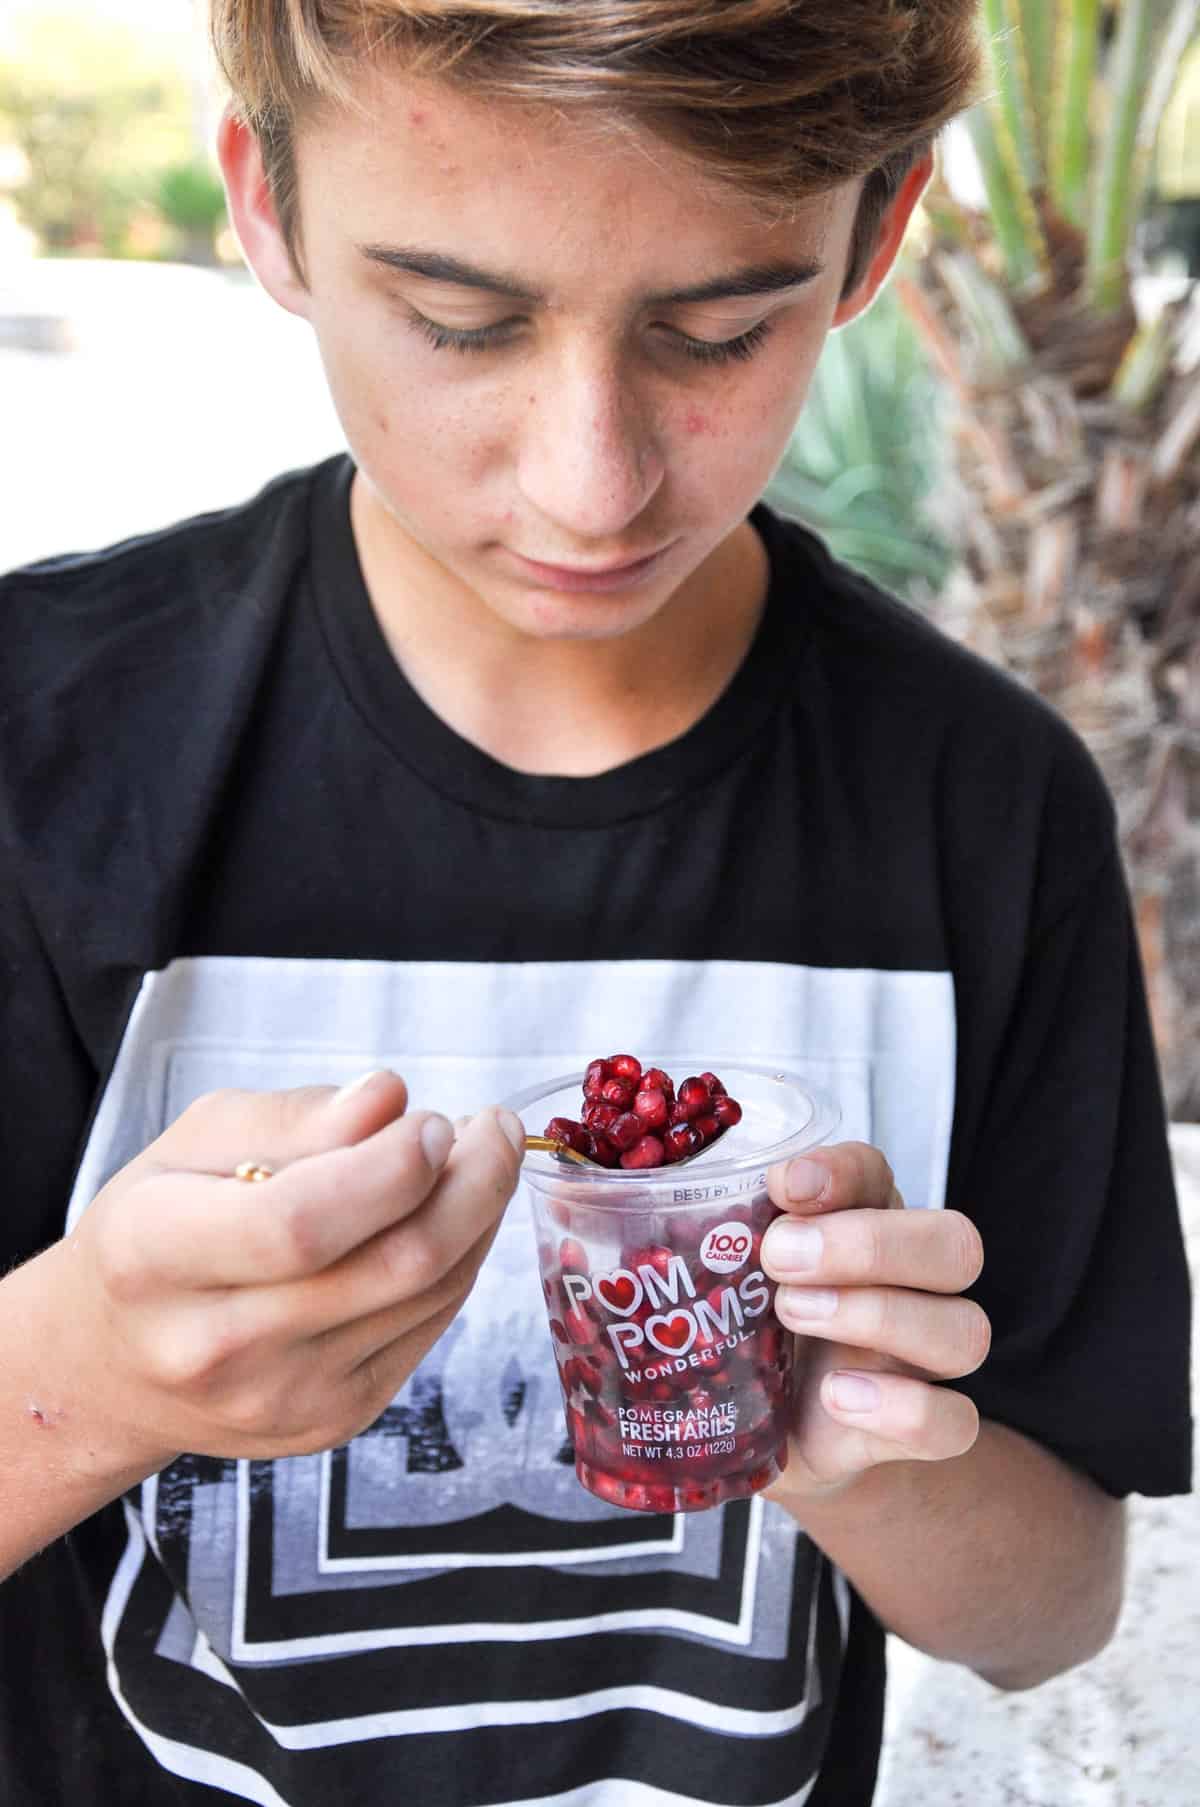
[69,955,954,1806]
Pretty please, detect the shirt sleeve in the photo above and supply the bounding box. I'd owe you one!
[951,842,1193,1499]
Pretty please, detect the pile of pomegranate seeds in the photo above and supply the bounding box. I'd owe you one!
[543,1055,743,1170]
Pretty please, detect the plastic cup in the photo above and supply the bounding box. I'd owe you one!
[505,1062,839,1514]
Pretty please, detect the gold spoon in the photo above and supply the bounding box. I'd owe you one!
[523,1132,718,1169]
[524,1134,600,1167]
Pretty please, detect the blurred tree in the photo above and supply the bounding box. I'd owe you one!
[0,8,192,254]
[156,157,228,264]
[900,0,1200,1115]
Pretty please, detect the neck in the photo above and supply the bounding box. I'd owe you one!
[349,477,769,777]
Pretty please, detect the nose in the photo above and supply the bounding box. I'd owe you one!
[515,345,665,543]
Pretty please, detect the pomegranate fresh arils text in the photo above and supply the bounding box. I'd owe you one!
[541,1058,740,1169]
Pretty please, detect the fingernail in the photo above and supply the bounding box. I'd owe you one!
[420,1114,454,1169]
[768,1221,823,1272]
[828,1372,880,1412]
[334,1068,389,1104]
[778,1286,838,1320]
[786,1157,829,1202]
[496,1109,527,1155]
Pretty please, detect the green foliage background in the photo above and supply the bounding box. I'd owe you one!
[0,8,203,254]
[766,281,956,606]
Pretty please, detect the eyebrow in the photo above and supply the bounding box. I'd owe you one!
[357,244,825,306]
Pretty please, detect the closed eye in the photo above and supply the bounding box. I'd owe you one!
[405,309,776,367]
[668,320,775,365]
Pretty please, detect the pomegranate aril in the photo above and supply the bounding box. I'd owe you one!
[563,1307,595,1345]
[694,1112,719,1146]
[608,1111,645,1152]
[600,1077,635,1110]
[665,1211,706,1254]
[713,1094,743,1130]
[635,1483,679,1514]
[623,1243,673,1279]
[641,1067,675,1102]
[585,1130,620,1168]
[665,1122,702,1162]
[582,1097,619,1132]
[699,1071,727,1096]
[620,1133,666,1169]
[566,1406,592,1453]
[545,1115,589,1154]
[558,1237,589,1275]
[676,1077,711,1120]
[751,1193,779,1231]
[632,1086,669,1130]
[607,1054,643,1085]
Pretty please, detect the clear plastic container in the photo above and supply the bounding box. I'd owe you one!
[505,1062,839,1514]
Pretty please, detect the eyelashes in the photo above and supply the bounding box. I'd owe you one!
[673,320,774,365]
[407,311,775,367]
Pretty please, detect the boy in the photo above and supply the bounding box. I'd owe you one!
[0,3,1190,1804]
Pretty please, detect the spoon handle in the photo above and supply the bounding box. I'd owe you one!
[523,1134,598,1166]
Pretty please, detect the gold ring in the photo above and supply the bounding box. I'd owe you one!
[234,1161,274,1184]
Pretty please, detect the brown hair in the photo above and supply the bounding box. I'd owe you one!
[211,0,984,298]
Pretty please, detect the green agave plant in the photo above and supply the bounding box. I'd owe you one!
[899,0,1200,1115]
[765,284,957,606]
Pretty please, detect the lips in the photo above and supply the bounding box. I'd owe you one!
[528,552,661,577]
[507,544,672,594]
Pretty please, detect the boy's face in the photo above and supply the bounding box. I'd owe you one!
[222,69,927,643]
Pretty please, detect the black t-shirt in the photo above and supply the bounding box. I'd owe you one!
[0,456,1191,1807]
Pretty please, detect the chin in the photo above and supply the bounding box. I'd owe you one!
[516,590,669,641]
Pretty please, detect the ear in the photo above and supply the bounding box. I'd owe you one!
[831,151,934,329]
[216,106,312,321]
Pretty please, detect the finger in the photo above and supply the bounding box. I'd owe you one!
[285,1108,523,1335]
[774,1284,992,1380]
[817,1368,980,1465]
[322,1218,501,1375]
[137,1069,410,1178]
[762,1207,983,1296]
[121,1105,461,1288]
[766,1141,903,1217]
[340,1292,470,1431]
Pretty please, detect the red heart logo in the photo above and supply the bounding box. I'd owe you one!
[597,1272,639,1313]
[652,1313,692,1350]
